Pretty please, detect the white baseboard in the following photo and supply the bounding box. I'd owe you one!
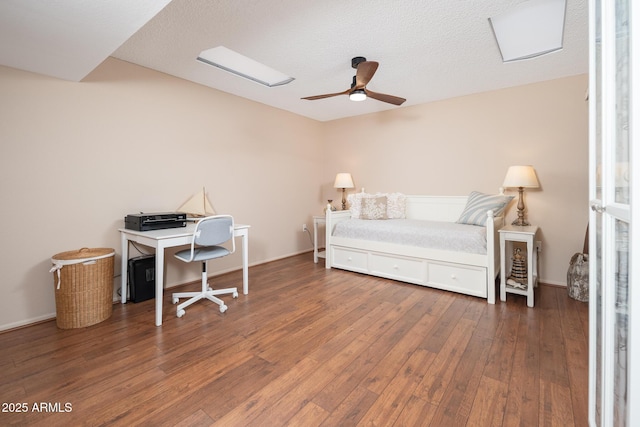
[163,250,312,289]
[0,312,56,333]
[540,278,567,287]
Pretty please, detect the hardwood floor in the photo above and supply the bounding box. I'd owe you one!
[0,253,589,426]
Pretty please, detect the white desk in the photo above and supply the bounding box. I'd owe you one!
[119,223,250,326]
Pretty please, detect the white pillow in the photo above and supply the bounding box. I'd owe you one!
[347,193,364,218]
[456,191,514,226]
[386,192,407,219]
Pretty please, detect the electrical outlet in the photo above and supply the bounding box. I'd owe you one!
[302,224,308,232]
[536,241,542,252]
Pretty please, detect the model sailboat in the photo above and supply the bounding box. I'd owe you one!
[177,187,215,218]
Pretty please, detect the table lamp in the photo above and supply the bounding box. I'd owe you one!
[334,173,354,210]
[503,165,540,226]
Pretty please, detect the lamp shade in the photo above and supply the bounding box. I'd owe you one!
[334,173,355,189]
[503,165,540,188]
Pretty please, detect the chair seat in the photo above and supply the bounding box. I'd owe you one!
[175,245,230,262]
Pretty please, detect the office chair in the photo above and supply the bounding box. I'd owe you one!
[172,215,238,317]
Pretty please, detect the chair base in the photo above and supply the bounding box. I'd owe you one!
[172,271,238,317]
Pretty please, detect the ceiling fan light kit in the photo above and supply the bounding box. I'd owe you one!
[349,89,366,102]
[302,57,406,106]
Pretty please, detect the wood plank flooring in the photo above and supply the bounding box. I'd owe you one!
[0,253,589,426]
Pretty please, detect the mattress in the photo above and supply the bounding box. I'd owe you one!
[332,219,487,255]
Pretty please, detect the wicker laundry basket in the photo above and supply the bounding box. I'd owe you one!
[50,248,115,329]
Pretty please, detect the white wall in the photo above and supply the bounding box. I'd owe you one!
[0,58,323,330]
[0,58,588,330]
[322,75,589,285]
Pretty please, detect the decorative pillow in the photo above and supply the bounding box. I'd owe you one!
[456,191,514,226]
[360,196,388,220]
[347,192,365,218]
[386,193,407,219]
[349,192,406,219]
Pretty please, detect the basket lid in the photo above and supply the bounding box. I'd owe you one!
[52,247,115,262]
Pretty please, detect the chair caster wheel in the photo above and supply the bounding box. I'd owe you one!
[177,309,185,318]
[220,305,227,313]
[233,291,238,298]
[172,297,178,304]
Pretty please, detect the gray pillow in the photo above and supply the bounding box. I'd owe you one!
[456,191,514,226]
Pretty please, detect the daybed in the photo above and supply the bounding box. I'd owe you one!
[324,191,512,303]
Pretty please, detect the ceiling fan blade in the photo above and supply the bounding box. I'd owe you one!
[301,89,350,100]
[355,61,379,88]
[365,89,406,106]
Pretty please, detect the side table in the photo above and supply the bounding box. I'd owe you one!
[313,215,326,264]
[499,224,539,307]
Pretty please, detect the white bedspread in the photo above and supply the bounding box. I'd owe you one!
[332,219,487,254]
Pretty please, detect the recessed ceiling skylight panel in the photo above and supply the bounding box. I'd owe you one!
[489,0,566,62]
[197,46,294,87]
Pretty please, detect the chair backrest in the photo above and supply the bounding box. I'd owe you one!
[192,215,235,253]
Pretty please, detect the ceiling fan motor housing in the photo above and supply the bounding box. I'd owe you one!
[351,56,366,69]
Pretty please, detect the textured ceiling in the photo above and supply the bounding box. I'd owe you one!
[1,0,588,122]
[0,0,171,82]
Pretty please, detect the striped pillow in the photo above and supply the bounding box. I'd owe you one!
[456,191,514,226]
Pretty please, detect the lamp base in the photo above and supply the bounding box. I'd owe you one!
[511,217,531,227]
[511,187,530,226]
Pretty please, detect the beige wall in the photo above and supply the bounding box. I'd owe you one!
[0,58,323,330]
[0,57,588,330]
[322,75,589,286]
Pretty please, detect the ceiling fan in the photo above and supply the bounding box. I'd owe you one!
[302,57,406,106]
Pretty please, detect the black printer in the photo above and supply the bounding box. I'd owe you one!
[124,212,187,231]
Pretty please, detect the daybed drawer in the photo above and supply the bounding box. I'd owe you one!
[370,253,425,284]
[426,261,487,297]
[332,246,368,273]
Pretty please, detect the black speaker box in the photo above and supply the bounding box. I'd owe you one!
[128,255,156,303]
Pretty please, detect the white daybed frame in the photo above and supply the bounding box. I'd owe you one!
[324,195,503,303]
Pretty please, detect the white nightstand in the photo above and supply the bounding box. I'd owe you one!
[313,215,326,264]
[499,224,539,307]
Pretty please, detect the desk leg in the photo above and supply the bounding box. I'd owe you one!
[241,232,249,295]
[155,243,165,326]
[120,233,128,304]
[500,237,507,302]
